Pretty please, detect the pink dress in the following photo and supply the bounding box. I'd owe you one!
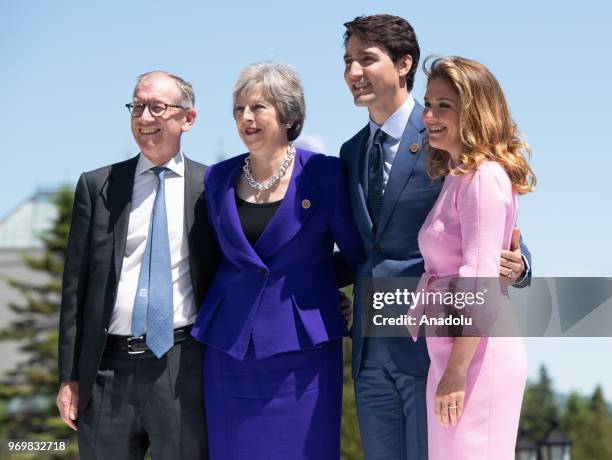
[417,161,528,460]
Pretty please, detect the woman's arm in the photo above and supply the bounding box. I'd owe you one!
[434,337,480,427]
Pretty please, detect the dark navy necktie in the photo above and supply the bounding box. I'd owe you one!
[367,129,387,230]
[131,166,174,358]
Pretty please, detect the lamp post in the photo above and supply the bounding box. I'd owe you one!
[539,417,572,460]
[515,428,538,460]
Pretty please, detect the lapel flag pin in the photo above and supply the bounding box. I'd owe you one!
[302,199,311,209]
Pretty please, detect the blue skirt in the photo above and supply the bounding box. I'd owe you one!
[203,339,343,460]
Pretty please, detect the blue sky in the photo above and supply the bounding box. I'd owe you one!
[2,1,611,398]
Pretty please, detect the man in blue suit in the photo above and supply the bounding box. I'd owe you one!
[340,14,532,459]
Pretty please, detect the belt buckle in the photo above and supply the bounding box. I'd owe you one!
[126,335,147,354]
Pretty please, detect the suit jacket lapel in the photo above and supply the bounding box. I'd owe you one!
[183,157,202,237]
[377,103,426,234]
[347,126,375,238]
[107,156,139,284]
[183,157,205,298]
[212,155,264,266]
[356,127,371,200]
[255,149,319,260]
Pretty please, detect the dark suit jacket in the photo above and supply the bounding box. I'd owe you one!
[58,154,219,409]
[341,103,442,378]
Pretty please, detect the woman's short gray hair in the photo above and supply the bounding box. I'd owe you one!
[233,62,306,142]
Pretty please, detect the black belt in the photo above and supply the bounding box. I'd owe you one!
[105,324,194,355]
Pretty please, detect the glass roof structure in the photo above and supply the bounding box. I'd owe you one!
[0,188,59,249]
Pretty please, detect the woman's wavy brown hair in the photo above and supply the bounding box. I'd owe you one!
[423,56,536,194]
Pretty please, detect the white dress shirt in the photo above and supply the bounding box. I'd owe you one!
[366,94,415,191]
[109,151,196,335]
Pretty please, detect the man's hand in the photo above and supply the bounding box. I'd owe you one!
[500,227,524,284]
[339,291,352,326]
[56,381,79,430]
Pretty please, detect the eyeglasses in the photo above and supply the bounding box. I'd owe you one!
[126,102,186,118]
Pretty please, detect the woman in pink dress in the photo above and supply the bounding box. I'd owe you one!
[418,56,537,459]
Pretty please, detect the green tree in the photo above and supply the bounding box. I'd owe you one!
[581,385,612,460]
[562,392,590,460]
[0,188,78,459]
[519,364,559,442]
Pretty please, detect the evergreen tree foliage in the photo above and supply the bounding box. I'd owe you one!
[580,385,612,460]
[520,364,559,442]
[562,391,590,460]
[0,188,78,458]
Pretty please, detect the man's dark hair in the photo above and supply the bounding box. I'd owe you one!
[343,14,420,92]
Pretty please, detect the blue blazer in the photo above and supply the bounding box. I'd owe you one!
[191,148,366,359]
[341,102,442,377]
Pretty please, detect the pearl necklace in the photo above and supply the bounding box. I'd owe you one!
[243,143,296,191]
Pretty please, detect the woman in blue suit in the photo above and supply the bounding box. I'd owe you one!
[191,62,365,459]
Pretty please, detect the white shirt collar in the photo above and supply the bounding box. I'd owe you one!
[368,93,415,141]
[136,151,185,177]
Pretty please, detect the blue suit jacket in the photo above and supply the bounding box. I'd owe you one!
[341,102,442,377]
[191,148,365,359]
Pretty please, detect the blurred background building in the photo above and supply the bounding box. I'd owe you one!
[0,187,59,380]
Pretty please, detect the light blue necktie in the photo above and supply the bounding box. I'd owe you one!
[131,166,174,358]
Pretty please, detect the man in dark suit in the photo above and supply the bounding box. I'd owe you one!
[56,71,218,459]
[340,15,532,459]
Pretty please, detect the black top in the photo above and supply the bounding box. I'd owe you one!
[235,192,283,246]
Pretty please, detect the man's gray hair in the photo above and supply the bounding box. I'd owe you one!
[233,62,305,142]
[134,71,195,108]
